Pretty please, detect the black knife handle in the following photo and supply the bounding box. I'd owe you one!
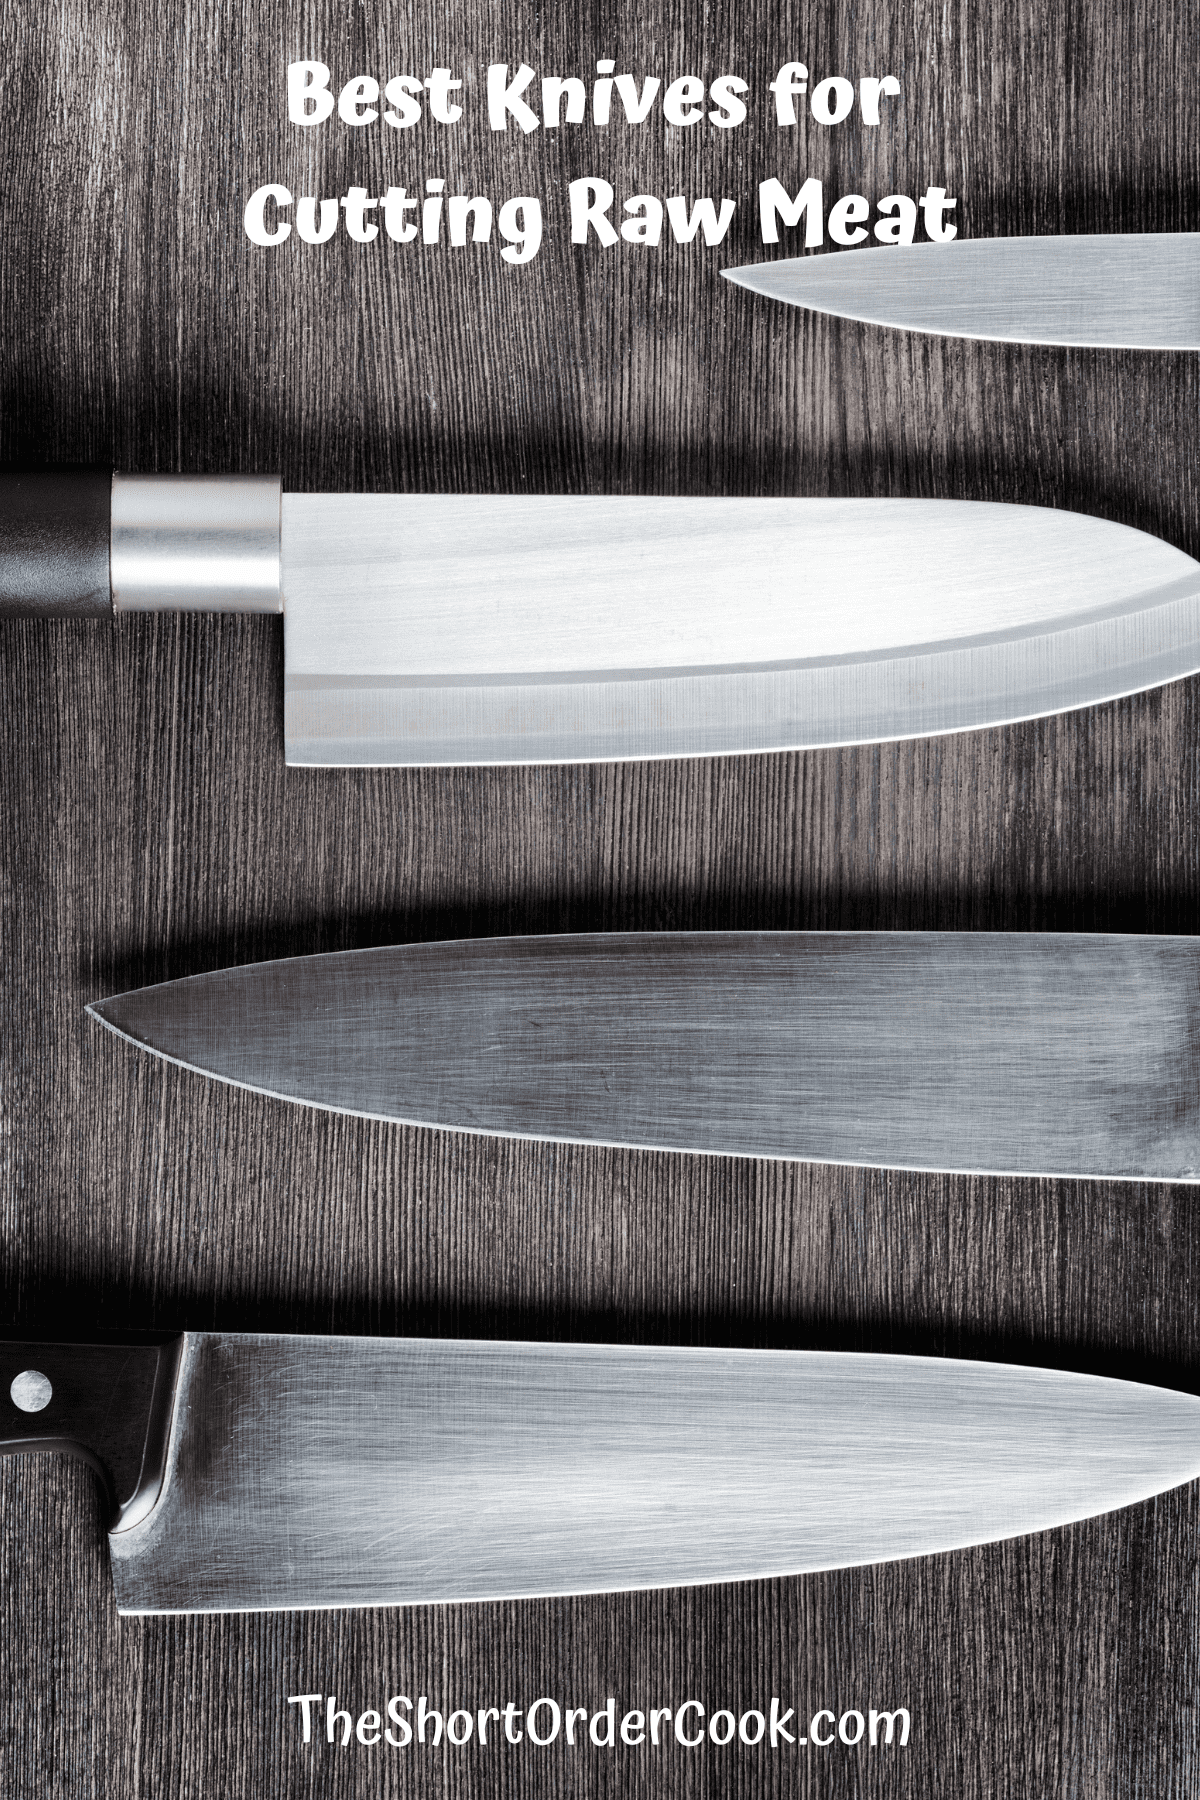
[0,1337,182,1529]
[0,469,113,619]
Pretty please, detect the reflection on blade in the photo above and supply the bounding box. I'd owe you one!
[280,494,1200,766]
[88,932,1200,1182]
[723,235,1200,349]
[110,1334,1200,1614]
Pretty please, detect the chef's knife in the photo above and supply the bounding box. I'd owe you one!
[4,1334,1198,1615]
[88,931,1200,1183]
[5,470,1200,767]
[723,234,1200,349]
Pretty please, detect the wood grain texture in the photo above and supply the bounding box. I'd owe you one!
[3,0,1200,1792]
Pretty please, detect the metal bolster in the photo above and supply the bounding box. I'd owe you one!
[111,473,283,615]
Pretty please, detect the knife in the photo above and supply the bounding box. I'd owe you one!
[4,1333,1197,1614]
[5,470,1200,767]
[722,234,1200,349]
[88,931,1200,1183]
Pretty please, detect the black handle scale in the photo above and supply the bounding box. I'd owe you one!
[0,1338,181,1526]
[0,469,113,619]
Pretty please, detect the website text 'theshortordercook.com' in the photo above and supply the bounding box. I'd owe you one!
[287,1692,911,1753]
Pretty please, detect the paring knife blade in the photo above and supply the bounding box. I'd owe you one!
[3,1334,1198,1616]
[722,234,1200,349]
[88,931,1200,1183]
[4,471,1200,767]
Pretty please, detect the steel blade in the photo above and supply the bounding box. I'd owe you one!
[88,932,1200,1182]
[279,495,1200,767]
[108,1334,1200,1614]
[722,234,1200,348]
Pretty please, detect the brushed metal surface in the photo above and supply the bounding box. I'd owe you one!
[279,494,1200,766]
[88,932,1200,1181]
[108,1334,1200,1615]
[722,234,1200,348]
[112,474,282,614]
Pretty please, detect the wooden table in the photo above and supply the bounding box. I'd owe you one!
[3,0,1199,1792]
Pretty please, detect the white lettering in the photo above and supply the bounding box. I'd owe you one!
[287,61,333,126]
[708,74,748,128]
[244,183,291,246]
[829,193,870,245]
[621,195,664,245]
[286,1694,321,1743]
[769,61,809,126]
[417,1698,443,1745]
[675,1700,705,1747]
[759,175,823,246]
[382,186,418,242]
[570,177,618,246]
[382,75,423,128]
[663,75,705,127]
[384,1696,412,1748]
[859,74,900,124]
[874,194,918,245]
[488,63,539,133]
[296,197,338,244]
[919,186,958,241]
[666,195,735,245]
[449,195,493,245]
[594,58,616,125]
[338,74,379,126]
[542,76,587,125]
[340,186,378,244]
[811,75,855,124]
[502,1702,523,1744]
[615,73,661,122]
[590,1699,616,1748]
[499,197,542,264]
[770,1698,797,1747]
[869,1707,911,1746]
[425,68,463,124]
[526,1698,561,1745]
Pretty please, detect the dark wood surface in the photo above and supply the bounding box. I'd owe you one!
[4,0,1200,1793]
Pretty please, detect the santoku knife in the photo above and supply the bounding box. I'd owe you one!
[4,1334,1198,1615]
[723,233,1200,349]
[4,469,1200,766]
[88,931,1200,1183]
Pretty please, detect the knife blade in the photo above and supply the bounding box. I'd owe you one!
[4,1334,1198,1615]
[722,234,1200,349]
[4,471,1200,766]
[87,931,1200,1183]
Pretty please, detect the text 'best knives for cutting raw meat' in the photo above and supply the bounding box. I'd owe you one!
[3,1335,1199,1615]
[723,233,1200,349]
[4,470,1200,765]
[89,931,1200,1183]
